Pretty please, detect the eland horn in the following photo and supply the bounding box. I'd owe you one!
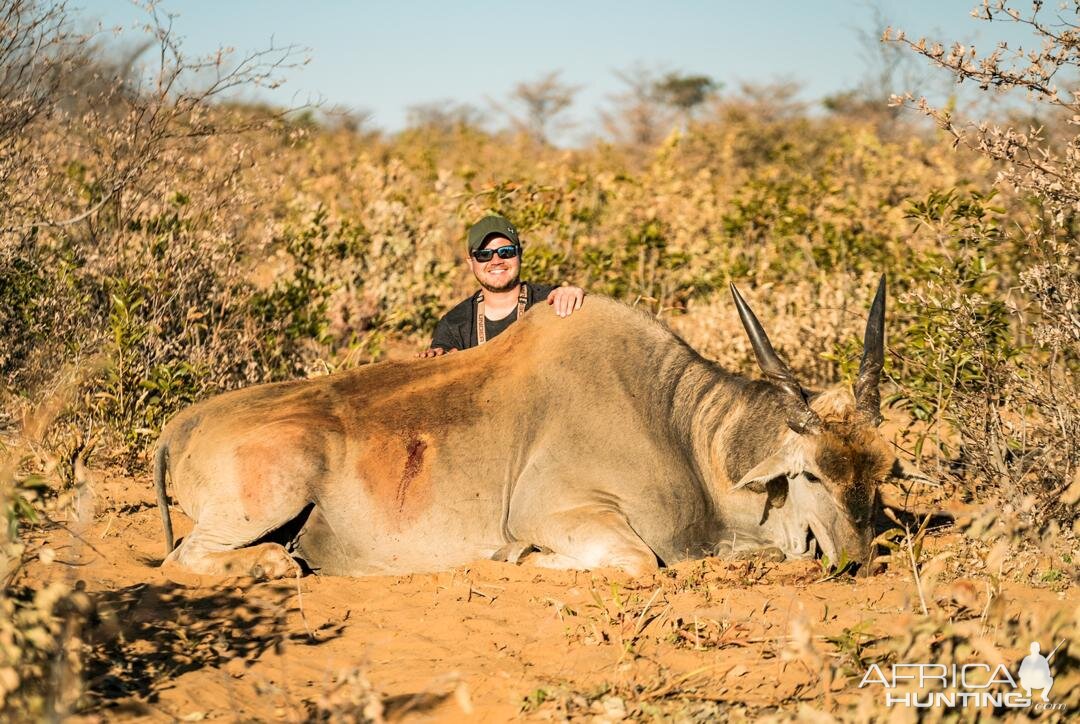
[853,275,886,426]
[730,283,821,435]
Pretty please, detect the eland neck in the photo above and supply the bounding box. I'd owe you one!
[667,354,792,504]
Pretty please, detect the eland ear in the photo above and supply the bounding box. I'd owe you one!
[890,457,937,485]
[734,450,796,493]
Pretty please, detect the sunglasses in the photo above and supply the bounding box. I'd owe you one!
[471,244,520,262]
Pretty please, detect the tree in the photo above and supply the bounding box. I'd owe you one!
[822,3,948,135]
[498,70,580,145]
[0,0,307,244]
[653,71,719,124]
[721,79,806,124]
[406,99,484,133]
[888,1,1079,343]
[600,65,675,148]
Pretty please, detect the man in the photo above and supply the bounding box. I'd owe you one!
[1018,641,1054,702]
[419,215,585,357]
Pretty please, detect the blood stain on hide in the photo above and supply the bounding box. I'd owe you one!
[396,438,428,511]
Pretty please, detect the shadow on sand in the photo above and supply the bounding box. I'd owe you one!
[81,580,343,712]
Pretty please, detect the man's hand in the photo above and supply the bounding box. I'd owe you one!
[547,286,585,318]
[417,347,455,358]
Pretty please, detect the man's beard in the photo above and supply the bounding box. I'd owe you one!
[479,272,520,294]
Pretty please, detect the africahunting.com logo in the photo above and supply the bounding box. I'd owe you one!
[859,640,1067,712]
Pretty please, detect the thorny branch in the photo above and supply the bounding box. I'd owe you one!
[0,0,310,236]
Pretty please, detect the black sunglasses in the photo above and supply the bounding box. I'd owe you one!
[471,244,520,262]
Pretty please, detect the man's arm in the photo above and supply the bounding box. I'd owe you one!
[546,285,585,317]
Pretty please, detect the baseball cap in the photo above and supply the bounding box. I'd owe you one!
[467,215,521,254]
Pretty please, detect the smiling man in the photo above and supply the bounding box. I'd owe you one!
[418,215,585,357]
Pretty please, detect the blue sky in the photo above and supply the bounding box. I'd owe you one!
[83,1,1038,141]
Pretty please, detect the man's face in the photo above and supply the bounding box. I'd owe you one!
[468,234,521,293]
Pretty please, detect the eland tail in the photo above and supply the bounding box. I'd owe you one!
[154,442,174,555]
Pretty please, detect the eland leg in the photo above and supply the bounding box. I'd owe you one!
[162,505,305,579]
[517,508,659,576]
[164,532,301,580]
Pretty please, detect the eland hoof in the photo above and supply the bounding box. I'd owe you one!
[249,544,302,579]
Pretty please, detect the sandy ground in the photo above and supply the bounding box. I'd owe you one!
[20,468,1077,722]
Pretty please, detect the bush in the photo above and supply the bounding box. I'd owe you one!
[887,0,1080,517]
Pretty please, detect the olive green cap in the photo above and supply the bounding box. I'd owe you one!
[467,215,520,254]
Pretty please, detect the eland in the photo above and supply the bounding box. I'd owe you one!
[155,276,925,578]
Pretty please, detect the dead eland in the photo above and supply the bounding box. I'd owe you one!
[154,277,926,578]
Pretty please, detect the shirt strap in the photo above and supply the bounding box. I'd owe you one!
[476,283,529,345]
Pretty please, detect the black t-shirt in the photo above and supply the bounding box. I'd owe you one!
[430,282,556,351]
